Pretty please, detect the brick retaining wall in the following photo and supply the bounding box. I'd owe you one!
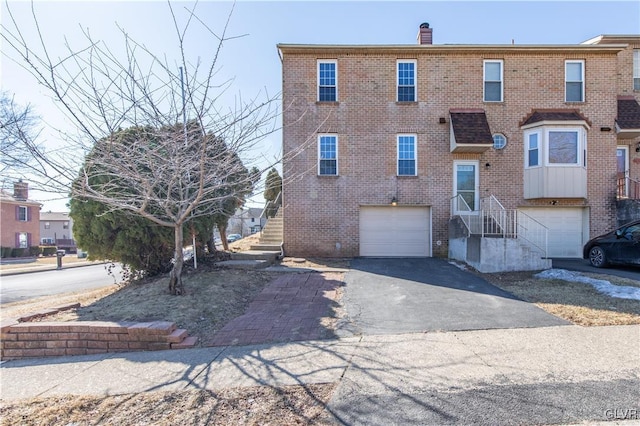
[1,312,197,360]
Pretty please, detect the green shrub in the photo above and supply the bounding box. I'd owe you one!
[11,248,26,257]
[0,247,12,258]
[42,246,57,256]
[29,246,42,257]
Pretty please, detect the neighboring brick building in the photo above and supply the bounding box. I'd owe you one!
[278,25,640,268]
[0,181,41,253]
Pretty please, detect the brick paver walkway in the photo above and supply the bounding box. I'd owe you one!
[207,272,344,347]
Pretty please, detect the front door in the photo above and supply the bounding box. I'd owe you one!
[453,161,479,213]
[617,146,629,197]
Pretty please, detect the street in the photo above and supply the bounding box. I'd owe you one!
[0,264,124,304]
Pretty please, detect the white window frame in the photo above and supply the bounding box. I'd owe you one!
[18,206,28,222]
[396,60,417,102]
[525,131,541,169]
[565,60,585,102]
[524,126,587,169]
[546,128,583,166]
[634,49,640,91]
[453,160,480,214]
[317,60,337,102]
[492,133,507,150]
[397,134,417,176]
[317,134,338,176]
[483,60,503,102]
[18,232,28,249]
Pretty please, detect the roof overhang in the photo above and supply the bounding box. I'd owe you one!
[449,109,493,153]
[277,43,626,56]
[616,96,640,139]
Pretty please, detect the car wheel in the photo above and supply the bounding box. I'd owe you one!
[588,246,607,268]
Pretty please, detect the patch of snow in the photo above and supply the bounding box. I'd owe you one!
[448,261,467,271]
[535,269,640,301]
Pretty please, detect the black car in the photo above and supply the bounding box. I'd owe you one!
[583,219,640,267]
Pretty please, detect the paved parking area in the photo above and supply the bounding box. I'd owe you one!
[342,258,569,335]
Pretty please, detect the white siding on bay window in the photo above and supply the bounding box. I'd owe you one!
[523,125,587,199]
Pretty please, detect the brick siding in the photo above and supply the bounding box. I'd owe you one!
[281,42,640,257]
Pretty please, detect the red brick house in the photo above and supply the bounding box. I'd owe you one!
[278,25,640,271]
[0,181,41,254]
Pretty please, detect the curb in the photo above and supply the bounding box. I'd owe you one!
[0,261,108,277]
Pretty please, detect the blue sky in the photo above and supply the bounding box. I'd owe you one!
[2,0,639,211]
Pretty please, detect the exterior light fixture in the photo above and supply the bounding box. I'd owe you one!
[391,197,398,206]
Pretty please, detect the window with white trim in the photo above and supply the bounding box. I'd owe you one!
[397,60,416,102]
[493,133,507,150]
[317,60,337,102]
[484,60,503,102]
[524,127,586,168]
[17,206,27,222]
[318,135,338,175]
[41,238,54,245]
[18,232,28,248]
[527,132,539,167]
[397,135,416,176]
[634,49,640,91]
[565,60,584,102]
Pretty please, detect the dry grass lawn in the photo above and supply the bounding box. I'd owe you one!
[0,383,336,426]
[481,270,640,326]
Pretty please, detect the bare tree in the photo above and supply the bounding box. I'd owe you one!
[0,91,42,173]
[1,1,278,294]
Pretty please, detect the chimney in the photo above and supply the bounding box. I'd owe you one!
[13,180,28,201]
[417,22,433,45]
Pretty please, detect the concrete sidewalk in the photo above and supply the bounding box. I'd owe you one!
[2,325,639,424]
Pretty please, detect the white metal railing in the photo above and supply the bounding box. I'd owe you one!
[451,194,548,257]
[516,210,549,257]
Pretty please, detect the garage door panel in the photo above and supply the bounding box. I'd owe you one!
[360,207,430,257]
[520,208,586,258]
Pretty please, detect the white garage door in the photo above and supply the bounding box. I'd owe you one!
[519,208,586,258]
[359,206,431,257]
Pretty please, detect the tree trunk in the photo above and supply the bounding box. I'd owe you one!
[218,223,229,251]
[169,224,184,295]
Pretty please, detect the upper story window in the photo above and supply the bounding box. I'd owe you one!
[565,60,584,102]
[63,221,69,229]
[17,206,28,222]
[484,60,503,102]
[525,127,586,168]
[318,135,338,176]
[317,60,337,102]
[397,60,416,102]
[634,49,640,91]
[397,135,417,176]
[44,222,50,229]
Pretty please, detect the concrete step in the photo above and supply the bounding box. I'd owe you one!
[171,336,198,349]
[260,228,283,235]
[216,259,272,270]
[261,236,283,242]
[230,250,279,261]
[250,244,282,252]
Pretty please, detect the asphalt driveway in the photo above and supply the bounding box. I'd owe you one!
[340,258,568,335]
